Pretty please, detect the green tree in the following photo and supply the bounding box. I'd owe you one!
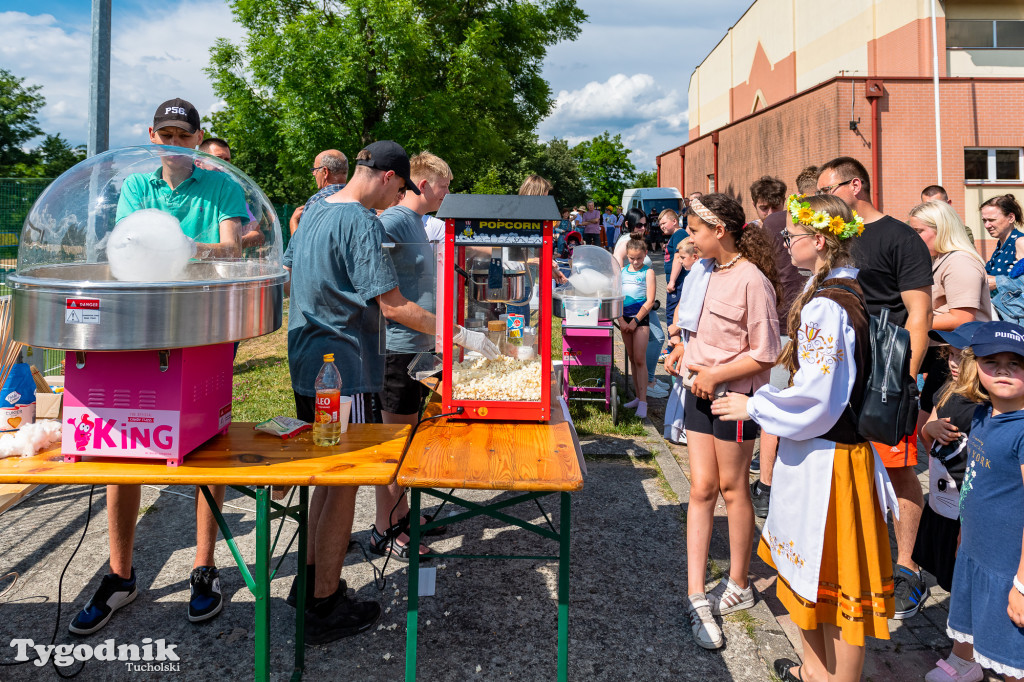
[633,169,657,188]
[13,134,86,178]
[0,69,44,175]
[206,0,586,204]
[533,138,587,210]
[572,131,636,207]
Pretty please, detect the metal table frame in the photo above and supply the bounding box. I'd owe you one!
[199,485,308,681]
[404,488,572,682]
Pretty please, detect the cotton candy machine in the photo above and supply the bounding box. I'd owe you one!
[552,245,624,322]
[9,145,287,464]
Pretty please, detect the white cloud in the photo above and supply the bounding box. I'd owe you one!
[1,3,243,149]
[538,73,689,169]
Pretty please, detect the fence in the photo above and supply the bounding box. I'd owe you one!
[0,178,298,375]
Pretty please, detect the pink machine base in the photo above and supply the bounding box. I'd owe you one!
[62,344,234,466]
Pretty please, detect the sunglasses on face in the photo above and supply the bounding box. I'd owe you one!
[816,178,854,195]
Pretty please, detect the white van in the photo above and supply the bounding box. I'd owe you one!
[620,187,684,216]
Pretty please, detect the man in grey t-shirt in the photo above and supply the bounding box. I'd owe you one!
[371,152,453,562]
[284,141,495,644]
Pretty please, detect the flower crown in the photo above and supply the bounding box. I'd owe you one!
[786,194,865,241]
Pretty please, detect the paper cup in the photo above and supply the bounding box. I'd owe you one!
[337,396,353,433]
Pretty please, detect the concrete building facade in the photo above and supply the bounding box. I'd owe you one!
[656,0,1024,259]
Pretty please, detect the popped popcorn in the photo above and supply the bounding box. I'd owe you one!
[451,355,543,402]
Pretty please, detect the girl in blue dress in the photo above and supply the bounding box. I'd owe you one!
[949,320,1024,681]
[982,194,1024,290]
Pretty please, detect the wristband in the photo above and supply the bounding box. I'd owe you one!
[1014,575,1024,596]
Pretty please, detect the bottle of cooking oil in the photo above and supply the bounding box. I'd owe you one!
[313,353,342,446]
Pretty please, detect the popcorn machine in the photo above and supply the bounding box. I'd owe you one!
[437,195,558,421]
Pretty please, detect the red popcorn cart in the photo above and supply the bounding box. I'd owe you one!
[436,194,558,421]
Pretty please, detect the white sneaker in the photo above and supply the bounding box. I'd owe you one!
[707,576,755,615]
[646,384,669,399]
[687,593,723,649]
[654,378,671,391]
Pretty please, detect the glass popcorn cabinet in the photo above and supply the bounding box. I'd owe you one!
[436,195,558,421]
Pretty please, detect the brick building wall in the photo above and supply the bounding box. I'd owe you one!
[658,76,1024,259]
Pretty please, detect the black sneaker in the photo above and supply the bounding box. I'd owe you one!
[749,454,760,474]
[69,569,138,635]
[286,564,314,608]
[188,566,223,623]
[304,588,381,645]
[892,564,930,620]
[751,480,771,519]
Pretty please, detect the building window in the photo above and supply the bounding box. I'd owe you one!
[707,174,715,193]
[947,20,1024,49]
[964,148,1023,183]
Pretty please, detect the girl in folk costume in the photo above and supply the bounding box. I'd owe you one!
[712,194,899,682]
[664,193,782,650]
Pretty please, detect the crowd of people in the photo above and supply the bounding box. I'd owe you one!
[65,96,1023,681]
[648,159,1023,682]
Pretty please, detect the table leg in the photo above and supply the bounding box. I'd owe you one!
[558,492,570,682]
[405,488,421,682]
[292,486,308,680]
[255,486,270,681]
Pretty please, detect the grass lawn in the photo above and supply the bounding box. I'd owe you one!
[232,305,645,439]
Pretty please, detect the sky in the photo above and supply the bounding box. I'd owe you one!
[0,0,753,170]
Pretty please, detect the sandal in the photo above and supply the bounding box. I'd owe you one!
[369,522,432,563]
[773,659,804,682]
[420,512,449,537]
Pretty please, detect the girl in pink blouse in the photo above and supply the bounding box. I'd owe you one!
[665,193,782,650]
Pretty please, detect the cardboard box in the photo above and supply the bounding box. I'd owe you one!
[36,376,64,421]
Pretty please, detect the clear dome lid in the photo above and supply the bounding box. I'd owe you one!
[15,145,284,282]
[554,245,623,299]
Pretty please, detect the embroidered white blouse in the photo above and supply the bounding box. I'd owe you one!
[746,267,897,602]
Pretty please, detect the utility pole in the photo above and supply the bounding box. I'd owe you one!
[87,0,111,157]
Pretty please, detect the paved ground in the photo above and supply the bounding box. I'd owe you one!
[0,249,988,681]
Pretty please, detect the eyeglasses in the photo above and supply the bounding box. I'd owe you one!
[310,166,325,174]
[816,178,854,195]
[781,229,814,248]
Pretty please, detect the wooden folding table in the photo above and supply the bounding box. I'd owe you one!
[0,423,408,681]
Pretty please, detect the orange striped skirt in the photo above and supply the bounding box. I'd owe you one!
[758,441,895,646]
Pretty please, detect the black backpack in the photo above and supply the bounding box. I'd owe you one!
[821,285,919,447]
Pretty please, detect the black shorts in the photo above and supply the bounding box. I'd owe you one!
[378,352,429,415]
[620,314,650,327]
[583,233,599,245]
[911,504,960,591]
[294,391,382,425]
[683,389,759,442]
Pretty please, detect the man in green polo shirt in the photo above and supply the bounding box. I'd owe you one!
[70,99,241,638]
[114,98,246,258]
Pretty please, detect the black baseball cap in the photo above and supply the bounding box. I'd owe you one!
[969,320,1024,358]
[355,141,420,195]
[928,321,987,350]
[152,98,201,135]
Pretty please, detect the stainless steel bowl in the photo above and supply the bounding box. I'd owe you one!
[9,261,287,350]
[469,269,532,305]
[552,296,623,320]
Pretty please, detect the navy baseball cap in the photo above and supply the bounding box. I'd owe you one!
[928,321,987,350]
[355,140,420,194]
[153,98,201,134]
[968,320,1024,358]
